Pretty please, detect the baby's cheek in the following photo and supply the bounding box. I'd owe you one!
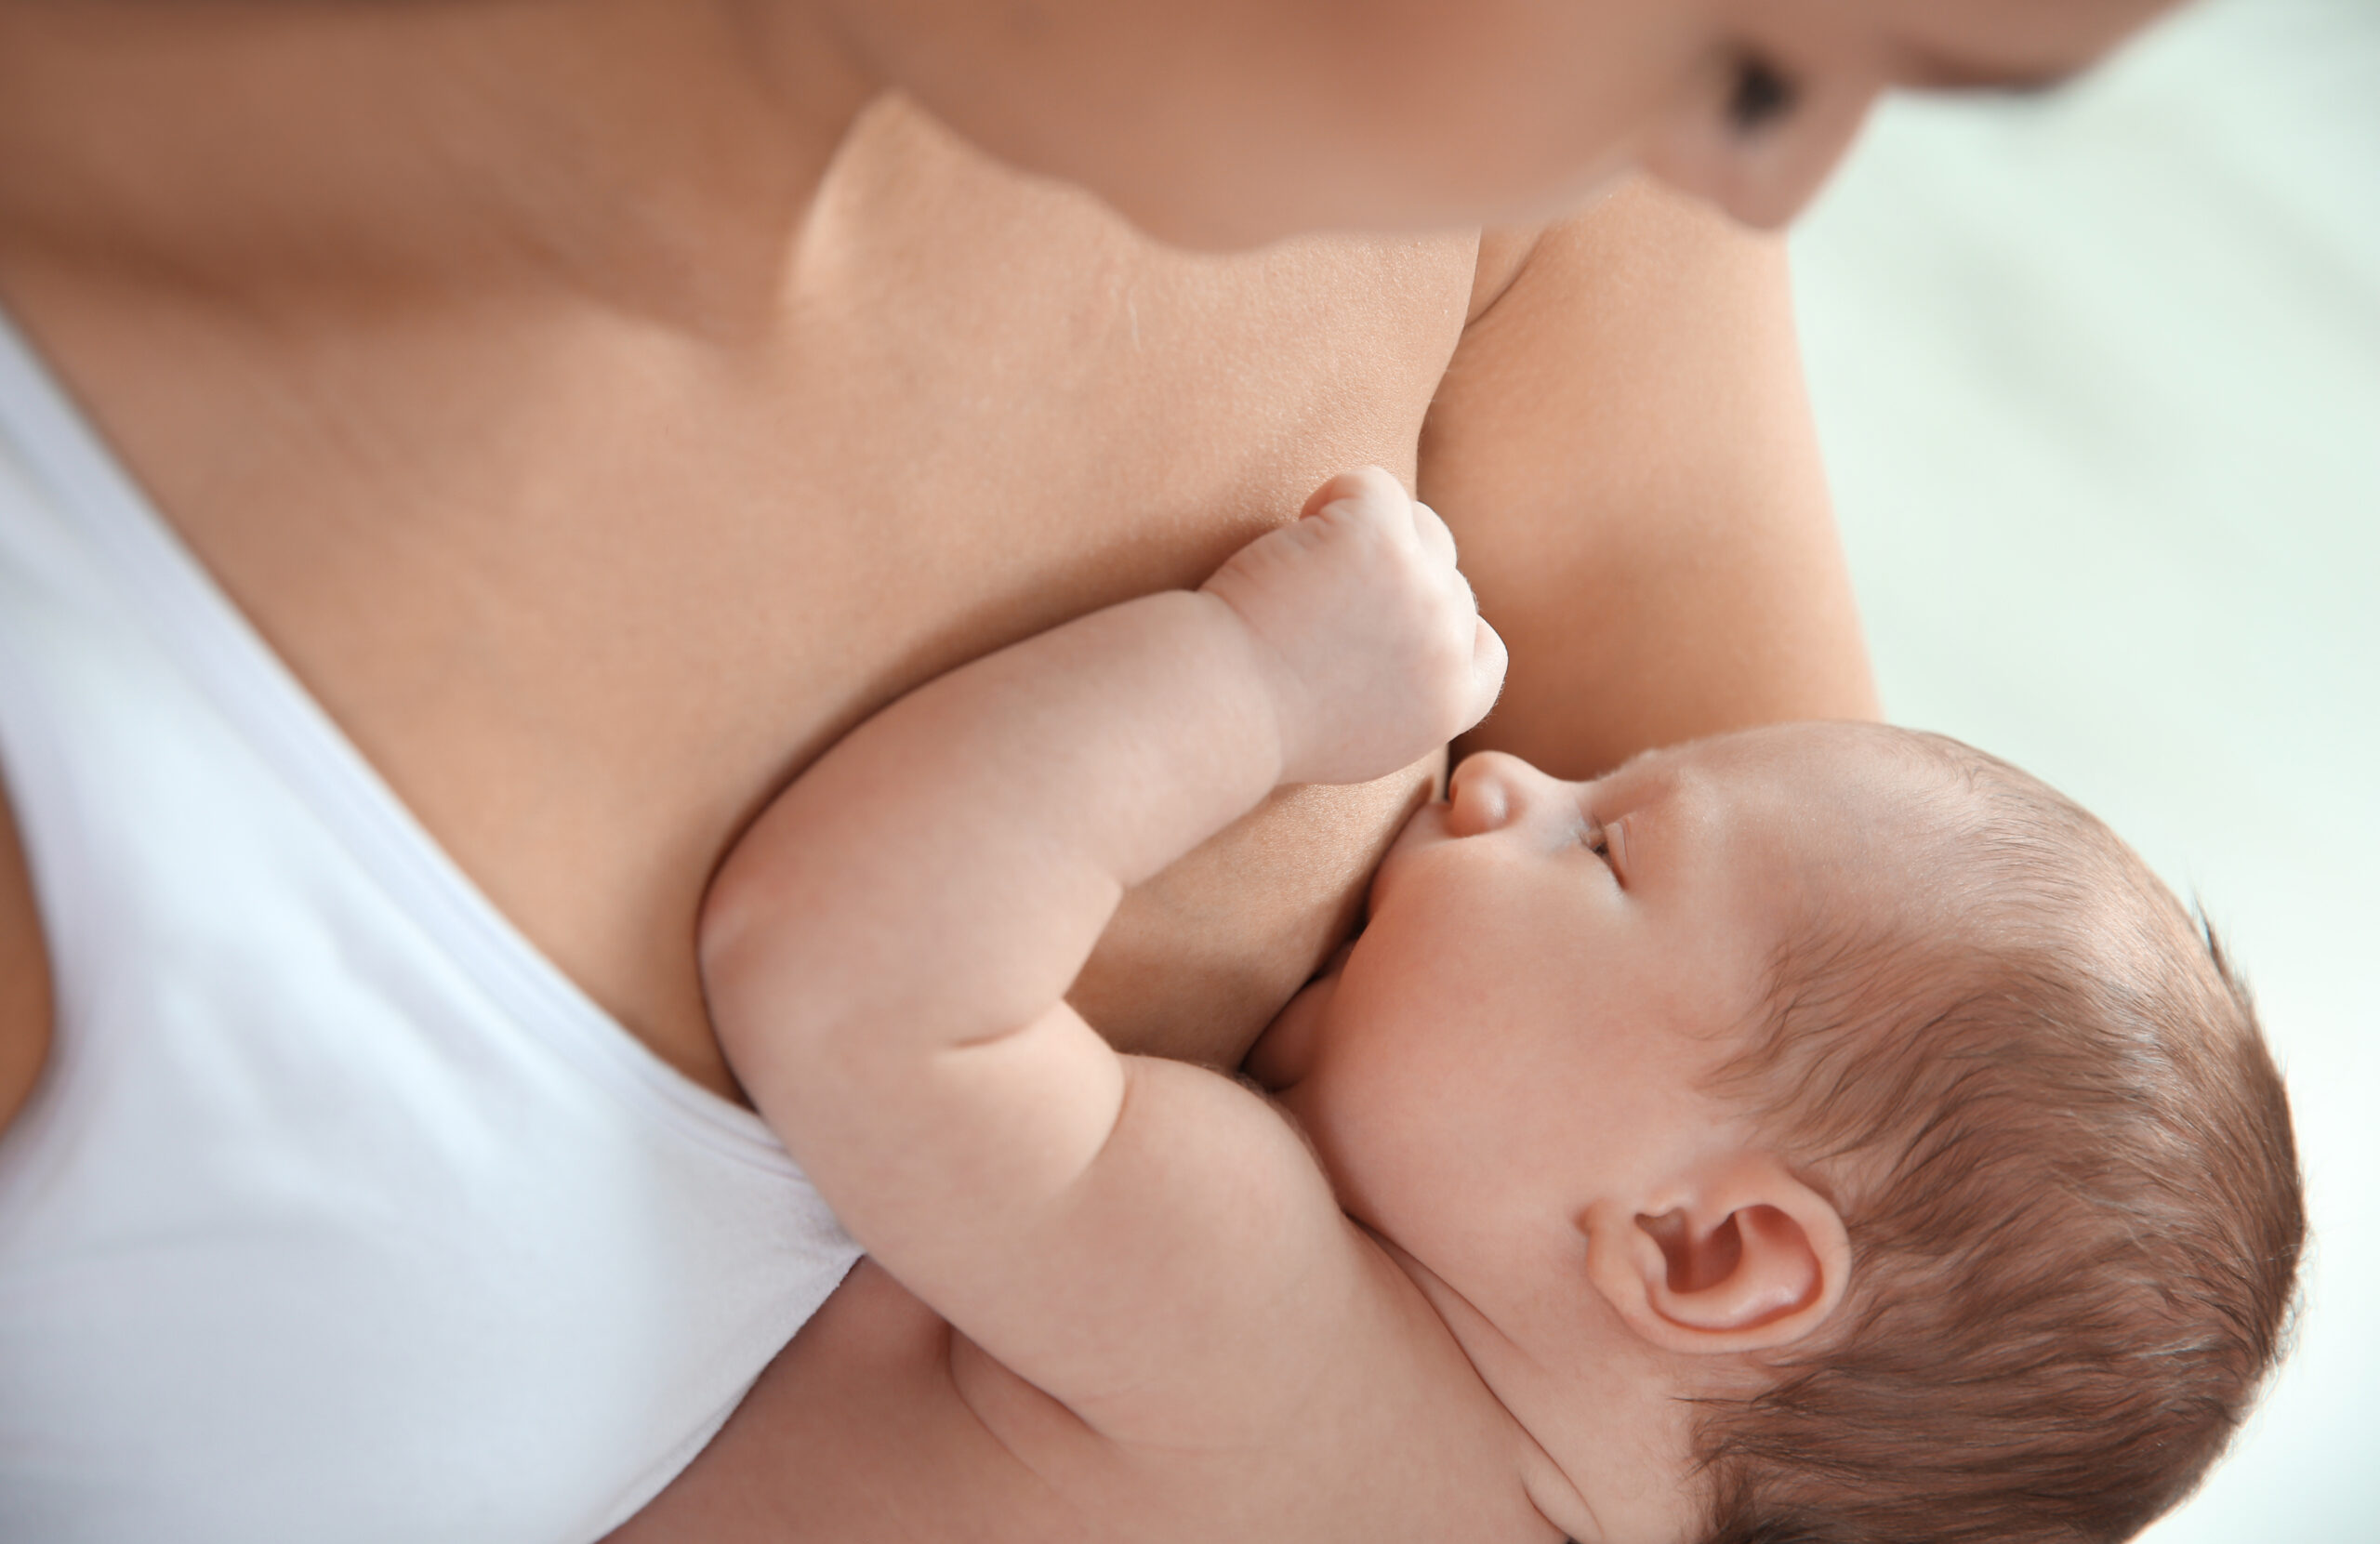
[1344,1041,1503,1231]
[1244,960,1344,1090]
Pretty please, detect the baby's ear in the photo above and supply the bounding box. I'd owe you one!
[1584,1155,1849,1355]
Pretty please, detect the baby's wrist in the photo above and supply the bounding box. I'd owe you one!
[1190,587,1307,789]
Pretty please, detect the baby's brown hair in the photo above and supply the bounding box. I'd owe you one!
[1692,732,2303,1544]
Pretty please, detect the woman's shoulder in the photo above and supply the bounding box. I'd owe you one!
[0,781,52,1136]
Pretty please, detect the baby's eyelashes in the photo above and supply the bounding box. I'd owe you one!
[1583,816,1629,885]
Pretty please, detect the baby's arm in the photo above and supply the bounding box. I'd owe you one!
[702,468,1501,1437]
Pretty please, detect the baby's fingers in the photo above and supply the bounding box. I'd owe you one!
[1301,466,1408,528]
[1408,495,1497,732]
[1465,616,1509,735]
[1410,499,1459,574]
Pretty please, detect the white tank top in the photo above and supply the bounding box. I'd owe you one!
[0,314,861,1543]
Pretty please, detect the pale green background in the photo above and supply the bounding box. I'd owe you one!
[1790,0,2378,1536]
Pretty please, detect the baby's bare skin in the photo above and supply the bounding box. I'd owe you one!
[683,477,1897,1544]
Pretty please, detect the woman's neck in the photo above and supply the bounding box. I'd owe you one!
[0,0,879,333]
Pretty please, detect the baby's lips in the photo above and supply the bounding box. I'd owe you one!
[1368,798,1455,910]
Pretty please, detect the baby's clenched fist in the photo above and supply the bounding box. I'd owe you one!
[1202,467,1506,786]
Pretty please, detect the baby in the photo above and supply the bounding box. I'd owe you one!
[700,468,2302,1544]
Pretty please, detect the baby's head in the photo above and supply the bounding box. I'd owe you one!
[1684,728,2304,1542]
[1271,721,2302,1543]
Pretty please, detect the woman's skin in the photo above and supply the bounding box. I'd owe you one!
[0,0,2169,1534]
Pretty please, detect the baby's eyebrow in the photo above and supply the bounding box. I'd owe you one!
[1610,745,1666,774]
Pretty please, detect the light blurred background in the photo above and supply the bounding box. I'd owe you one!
[1788,0,2378,1536]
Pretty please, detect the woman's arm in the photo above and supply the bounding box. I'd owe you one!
[1428,178,1879,779]
[0,788,51,1137]
[700,471,1500,1436]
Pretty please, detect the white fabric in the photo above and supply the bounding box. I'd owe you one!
[0,313,860,1544]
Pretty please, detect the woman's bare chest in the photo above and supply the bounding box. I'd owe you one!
[0,107,1480,1086]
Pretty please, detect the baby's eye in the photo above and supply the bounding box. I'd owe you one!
[1582,816,1629,885]
[1726,50,1801,136]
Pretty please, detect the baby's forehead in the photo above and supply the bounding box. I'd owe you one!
[1726,727,2175,961]
[1655,727,1986,908]
[1651,722,1972,818]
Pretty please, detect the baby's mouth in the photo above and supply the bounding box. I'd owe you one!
[1370,798,1457,904]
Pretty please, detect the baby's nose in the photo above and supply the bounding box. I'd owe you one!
[1446,751,1565,837]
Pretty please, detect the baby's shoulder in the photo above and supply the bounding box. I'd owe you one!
[625,1236,1554,1544]
[1021,1059,1552,1537]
